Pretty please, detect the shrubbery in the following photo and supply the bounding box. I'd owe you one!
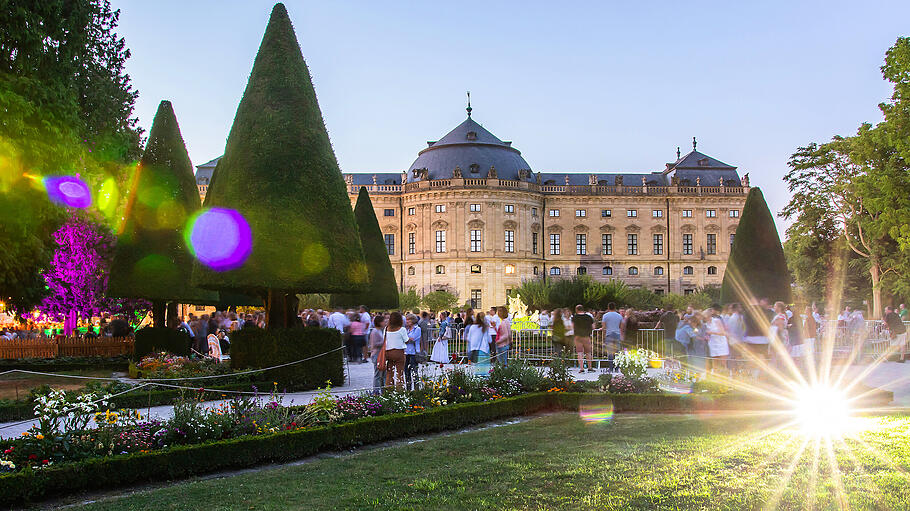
[230,327,344,389]
[133,327,191,360]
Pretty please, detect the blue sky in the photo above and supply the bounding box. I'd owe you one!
[113,1,910,235]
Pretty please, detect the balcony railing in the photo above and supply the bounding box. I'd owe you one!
[347,178,748,196]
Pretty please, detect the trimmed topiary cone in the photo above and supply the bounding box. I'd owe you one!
[109,100,217,326]
[720,187,791,305]
[332,187,399,309]
[192,4,366,324]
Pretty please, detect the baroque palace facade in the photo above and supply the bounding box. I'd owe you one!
[196,110,749,310]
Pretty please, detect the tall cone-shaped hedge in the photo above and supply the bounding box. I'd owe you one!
[332,187,399,309]
[192,3,365,326]
[721,187,791,304]
[109,101,217,327]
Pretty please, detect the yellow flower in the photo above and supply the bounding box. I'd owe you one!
[35,434,44,440]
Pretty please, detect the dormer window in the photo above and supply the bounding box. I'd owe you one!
[469,163,480,173]
[466,131,477,141]
[698,158,709,166]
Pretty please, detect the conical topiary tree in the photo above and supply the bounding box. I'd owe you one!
[720,187,791,304]
[192,3,366,327]
[108,100,217,327]
[331,187,399,309]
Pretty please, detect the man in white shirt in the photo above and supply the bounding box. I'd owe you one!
[486,307,500,345]
[328,307,350,334]
[538,310,551,329]
[359,306,372,336]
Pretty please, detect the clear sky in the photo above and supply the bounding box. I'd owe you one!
[112,0,910,235]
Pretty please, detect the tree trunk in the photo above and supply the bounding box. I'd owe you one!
[266,290,299,328]
[151,300,166,329]
[870,263,883,319]
[166,302,179,329]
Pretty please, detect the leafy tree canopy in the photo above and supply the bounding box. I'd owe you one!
[420,290,459,312]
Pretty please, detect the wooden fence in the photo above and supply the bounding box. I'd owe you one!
[0,337,134,359]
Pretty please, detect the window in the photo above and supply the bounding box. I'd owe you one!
[470,230,482,252]
[435,230,446,253]
[601,209,612,218]
[684,289,694,295]
[626,209,637,218]
[730,233,735,248]
[654,266,664,276]
[576,233,586,255]
[408,266,415,275]
[505,264,516,275]
[628,266,639,276]
[549,209,559,217]
[504,230,514,252]
[627,233,638,255]
[602,266,613,276]
[435,265,445,274]
[504,204,514,213]
[471,264,481,274]
[602,233,612,255]
[575,209,586,217]
[532,232,538,254]
[653,234,663,255]
[707,266,718,275]
[706,233,716,255]
[384,209,395,217]
[683,234,693,255]
[654,288,664,295]
[470,203,481,212]
[470,289,482,309]
[682,209,692,218]
[729,209,739,218]
[194,305,206,312]
[533,266,539,275]
[706,209,717,218]
[435,204,446,213]
[652,209,663,218]
[531,207,538,217]
[408,207,415,216]
[384,234,395,255]
[408,232,415,254]
[683,266,694,275]
[549,267,561,276]
[550,233,560,255]
[576,266,587,275]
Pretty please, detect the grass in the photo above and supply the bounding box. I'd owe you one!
[69,411,910,510]
[0,369,115,401]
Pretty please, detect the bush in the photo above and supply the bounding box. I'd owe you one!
[133,327,191,360]
[230,327,344,390]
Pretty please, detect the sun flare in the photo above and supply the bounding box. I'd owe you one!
[791,385,853,437]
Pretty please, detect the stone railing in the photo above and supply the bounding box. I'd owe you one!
[348,184,403,194]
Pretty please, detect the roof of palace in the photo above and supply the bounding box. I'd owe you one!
[195,156,221,183]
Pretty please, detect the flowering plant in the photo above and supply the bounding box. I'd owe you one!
[613,349,656,379]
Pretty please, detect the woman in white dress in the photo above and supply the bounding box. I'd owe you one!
[465,312,491,373]
[704,305,729,374]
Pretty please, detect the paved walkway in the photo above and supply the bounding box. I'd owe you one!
[1,361,907,439]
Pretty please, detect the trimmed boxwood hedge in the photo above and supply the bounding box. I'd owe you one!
[230,327,344,389]
[133,327,191,360]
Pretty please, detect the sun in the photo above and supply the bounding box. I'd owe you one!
[791,385,853,437]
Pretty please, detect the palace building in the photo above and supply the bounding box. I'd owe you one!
[196,107,749,310]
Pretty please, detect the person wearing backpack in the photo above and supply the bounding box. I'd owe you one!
[884,306,907,363]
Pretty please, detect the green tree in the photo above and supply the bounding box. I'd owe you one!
[421,290,458,312]
[192,4,366,327]
[108,101,217,327]
[331,188,399,309]
[721,187,791,305]
[398,287,421,312]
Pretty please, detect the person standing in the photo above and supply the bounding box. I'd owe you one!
[466,312,490,364]
[601,303,623,354]
[494,306,511,367]
[704,305,729,374]
[369,315,387,393]
[349,312,366,363]
[384,312,408,389]
[900,303,909,322]
[884,306,907,362]
[551,309,568,354]
[571,305,595,373]
[487,307,501,349]
[656,308,679,358]
[418,311,431,360]
[404,314,421,390]
[770,302,790,369]
[538,310,551,329]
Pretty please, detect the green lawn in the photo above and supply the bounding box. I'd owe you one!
[71,412,910,510]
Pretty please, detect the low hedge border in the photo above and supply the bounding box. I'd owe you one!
[0,390,828,507]
[0,357,130,372]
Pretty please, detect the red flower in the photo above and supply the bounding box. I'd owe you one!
[28,454,37,460]
[42,459,49,465]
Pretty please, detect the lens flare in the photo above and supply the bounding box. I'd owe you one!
[580,402,614,424]
[186,208,252,271]
[791,385,852,437]
[44,175,91,208]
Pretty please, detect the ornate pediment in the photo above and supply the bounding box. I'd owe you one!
[625,224,641,233]
[530,222,541,232]
[573,224,589,233]
[599,223,614,232]
[705,223,720,232]
[650,224,665,233]
[681,223,696,233]
[547,225,563,234]
[503,220,518,230]
[384,224,398,233]
[467,219,485,229]
[405,222,418,231]
[431,219,449,230]
[727,224,739,232]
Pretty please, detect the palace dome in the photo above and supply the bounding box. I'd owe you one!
[407,116,534,183]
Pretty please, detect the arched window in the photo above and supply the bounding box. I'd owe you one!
[683,266,694,275]
[550,267,561,276]
[533,266,539,275]
[654,266,664,276]
[435,265,445,274]
[505,264,516,275]
[576,266,586,275]
[408,266,415,276]
[707,266,718,275]
[628,266,639,276]
[602,266,612,276]
[470,264,481,274]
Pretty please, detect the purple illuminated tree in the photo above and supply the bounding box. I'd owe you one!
[40,213,125,335]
